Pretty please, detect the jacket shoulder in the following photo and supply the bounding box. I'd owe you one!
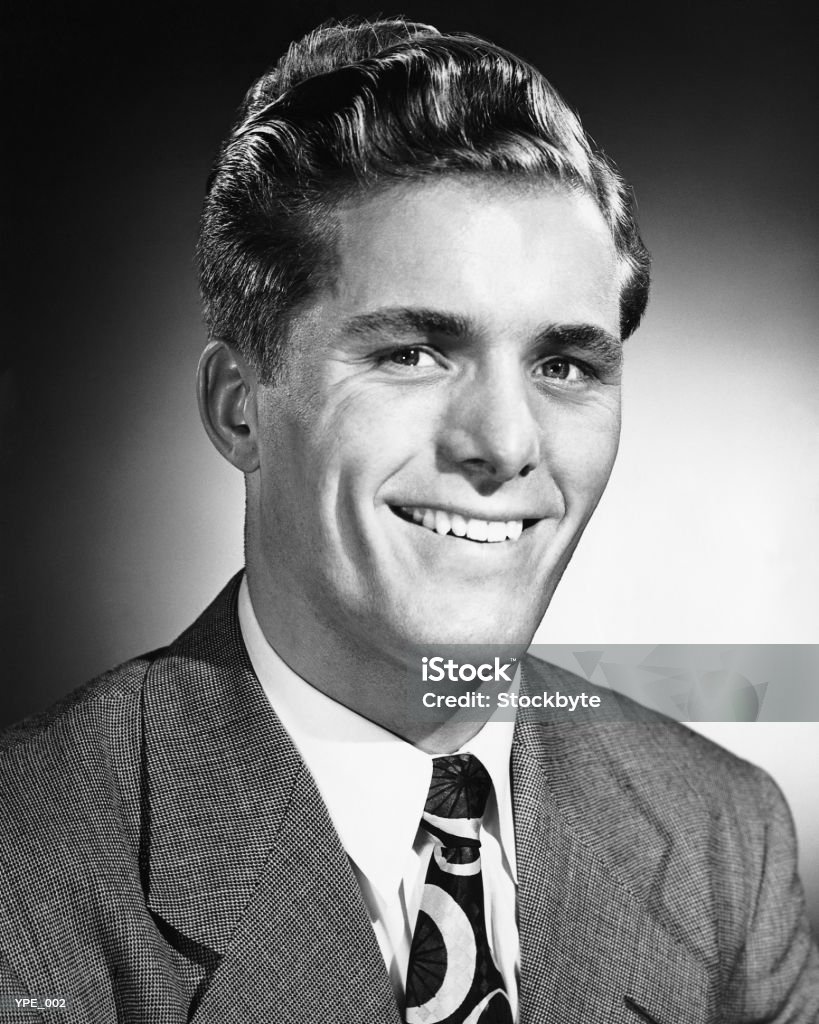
[521,652,768,799]
[521,654,819,1017]
[522,655,815,972]
[519,652,782,920]
[0,651,164,870]
[1,651,158,757]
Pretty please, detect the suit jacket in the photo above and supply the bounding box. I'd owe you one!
[1,575,818,1023]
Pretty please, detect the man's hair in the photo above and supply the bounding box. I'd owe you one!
[198,17,650,381]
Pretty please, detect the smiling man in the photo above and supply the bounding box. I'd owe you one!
[200,179,624,751]
[1,16,818,1024]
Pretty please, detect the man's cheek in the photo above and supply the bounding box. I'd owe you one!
[563,425,619,489]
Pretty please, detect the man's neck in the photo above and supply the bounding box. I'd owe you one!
[244,571,526,754]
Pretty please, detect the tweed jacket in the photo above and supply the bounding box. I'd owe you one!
[1,575,818,1023]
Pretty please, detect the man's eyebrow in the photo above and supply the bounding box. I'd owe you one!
[537,324,623,368]
[340,307,471,340]
[340,307,623,366]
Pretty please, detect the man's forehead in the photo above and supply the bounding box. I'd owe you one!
[333,175,613,250]
[325,177,621,336]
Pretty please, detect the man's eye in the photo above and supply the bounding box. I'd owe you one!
[387,347,437,368]
[538,359,586,382]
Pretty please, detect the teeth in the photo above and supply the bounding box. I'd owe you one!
[486,521,507,543]
[466,518,489,542]
[400,507,525,543]
[434,509,451,535]
[450,513,467,537]
[505,519,523,541]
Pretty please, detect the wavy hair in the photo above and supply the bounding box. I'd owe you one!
[198,18,650,380]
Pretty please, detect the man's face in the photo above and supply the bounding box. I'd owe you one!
[250,178,622,656]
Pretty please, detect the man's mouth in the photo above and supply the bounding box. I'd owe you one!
[390,505,538,543]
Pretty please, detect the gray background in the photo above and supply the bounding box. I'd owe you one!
[2,1,817,928]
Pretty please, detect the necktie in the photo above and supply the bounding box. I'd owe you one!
[404,753,513,1024]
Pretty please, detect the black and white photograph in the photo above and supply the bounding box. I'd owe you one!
[2,2,817,1021]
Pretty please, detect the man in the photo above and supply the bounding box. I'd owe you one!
[1,16,817,1024]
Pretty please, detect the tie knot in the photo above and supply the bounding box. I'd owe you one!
[420,754,492,847]
[427,754,492,819]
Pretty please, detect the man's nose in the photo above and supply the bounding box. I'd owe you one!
[439,365,542,484]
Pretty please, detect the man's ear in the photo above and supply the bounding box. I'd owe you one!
[197,340,260,473]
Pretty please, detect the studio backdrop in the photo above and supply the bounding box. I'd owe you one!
[2,0,817,925]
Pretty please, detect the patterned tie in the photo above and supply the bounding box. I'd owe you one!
[404,754,513,1024]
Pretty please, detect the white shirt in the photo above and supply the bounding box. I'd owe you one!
[238,577,520,1017]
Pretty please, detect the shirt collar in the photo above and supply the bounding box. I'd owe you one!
[237,575,517,901]
[460,714,518,882]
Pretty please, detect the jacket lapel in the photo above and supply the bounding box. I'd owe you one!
[190,763,400,1024]
[513,661,714,1024]
[143,575,399,1023]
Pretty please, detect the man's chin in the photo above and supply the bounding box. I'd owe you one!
[373,595,544,652]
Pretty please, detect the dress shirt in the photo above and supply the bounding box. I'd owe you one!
[238,576,520,1018]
